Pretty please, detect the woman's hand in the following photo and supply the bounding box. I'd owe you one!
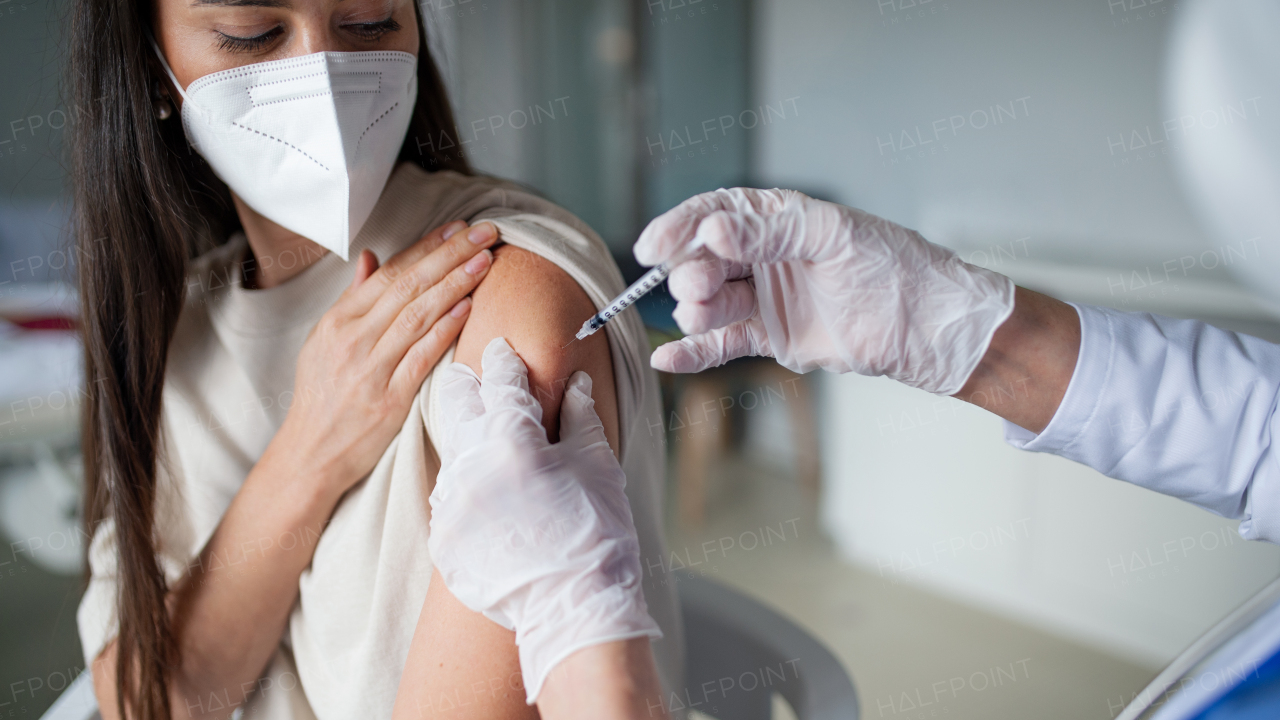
[272,219,498,498]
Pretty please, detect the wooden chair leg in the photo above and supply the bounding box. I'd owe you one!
[753,363,820,501]
[788,374,821,500]
[674,374,728,528]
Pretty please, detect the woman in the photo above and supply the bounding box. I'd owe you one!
[69,1,681,718]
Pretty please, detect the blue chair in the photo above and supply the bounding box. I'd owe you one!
[1116,577,1280,720]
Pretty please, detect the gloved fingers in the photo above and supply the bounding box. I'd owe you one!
[666,252,750,303]
[671,278,757,336]
[479,337,529,390]
[692,210,789,265]
[437,362,486,425]
[559,371,612,457]
[665,251,724,303]
[434,362,486,469]
[476,338,548,446]
[635,194,718,266]
[477,336,543,415]
[649,318,771,373]
[633,189,759,266]
[695,194,838,265]
[635,187,803,267]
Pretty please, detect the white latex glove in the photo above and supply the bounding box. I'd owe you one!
[635,188,1016,395]
[427,338,662,704]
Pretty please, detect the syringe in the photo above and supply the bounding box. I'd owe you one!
[575,240,706,341]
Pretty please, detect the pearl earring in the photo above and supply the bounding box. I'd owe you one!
[152,79,173,120]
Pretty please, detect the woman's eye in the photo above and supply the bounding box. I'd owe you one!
[216,26,283,53]
[343,17,401,41]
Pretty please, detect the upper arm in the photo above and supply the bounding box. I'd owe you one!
[391,245,620,720]
[453,244,620,454]
[91,642,121,720]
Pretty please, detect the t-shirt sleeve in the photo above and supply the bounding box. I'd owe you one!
[76,423,196,668]
[1004,302,1280,543]
[77,515,120,668]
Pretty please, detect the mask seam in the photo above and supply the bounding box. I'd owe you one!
[253,92,336,107]
[355,100,400,152]
[246,72,381,106]
[229,121,332,171]
[249,70,329,89]
[188,56,327,95]
[250,71,379,89]
[187,53,413,94]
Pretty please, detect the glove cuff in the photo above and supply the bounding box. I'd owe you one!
[516,581,662,704]
[927,264,1016,396]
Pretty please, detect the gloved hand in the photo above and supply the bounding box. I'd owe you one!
[635,188,1016,395]
[427,338,661,704]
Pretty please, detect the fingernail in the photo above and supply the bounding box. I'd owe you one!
[468,223,495,244]
[450,297,472,318]
[442,221,467,240]
[465,249,492,275]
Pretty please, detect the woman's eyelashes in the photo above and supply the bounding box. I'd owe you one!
[216,25,284,53]
[214,16,402,55]
[342,17,402,41]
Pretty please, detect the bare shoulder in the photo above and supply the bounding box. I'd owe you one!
[453,244,619,452]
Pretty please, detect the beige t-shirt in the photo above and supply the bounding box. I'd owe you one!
[76,164,683,719]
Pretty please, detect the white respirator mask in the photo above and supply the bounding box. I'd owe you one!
[151,39,418,260]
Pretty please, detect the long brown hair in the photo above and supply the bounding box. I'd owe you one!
[68,2,467,717]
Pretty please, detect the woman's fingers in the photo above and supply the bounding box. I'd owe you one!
[350,249,380,289]
[379,250,492,386]
[345,220,494,314]
[381,220,474,282]
[342,220,463,311]
[387,296,473,401]
[362,222,498,333]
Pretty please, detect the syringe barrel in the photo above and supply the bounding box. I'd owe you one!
[597,264,671,324]
[578,239,703,336]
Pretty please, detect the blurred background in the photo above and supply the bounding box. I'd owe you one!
[3,0,1279,718]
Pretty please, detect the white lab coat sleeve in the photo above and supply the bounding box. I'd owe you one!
[1003,303,1280,543]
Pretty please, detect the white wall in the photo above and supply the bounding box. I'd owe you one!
[751,0,1280,668]
[750,0,1244,273]
[816,373,1280,668]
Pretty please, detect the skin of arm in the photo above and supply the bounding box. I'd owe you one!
[953,286,1082,434]
[537,640,670,720]
[391,245,667,720]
